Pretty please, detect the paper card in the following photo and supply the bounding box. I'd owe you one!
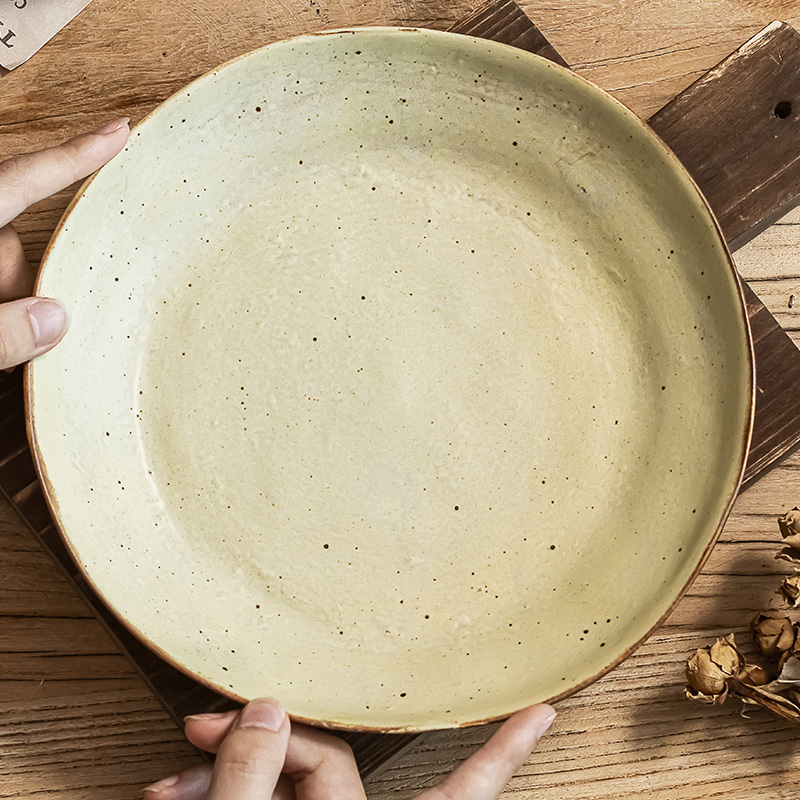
[0,0,93,70]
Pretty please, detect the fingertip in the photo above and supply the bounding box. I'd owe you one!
[94,117,130,136]
[206,698,289,799]
[183,708,239,752]
[534,704,557,738]
[28,297,68,349]
[67,119,131,175]
[142,773,178,797]
[92,118,131,156]
[183,709,238,725]
[417,704,557,800]
[236,697,288,733]
[489,703,557,754]
[96,118,131,155]
[0,296,69,370]
[142,764,213,799]
[512,703,556,744]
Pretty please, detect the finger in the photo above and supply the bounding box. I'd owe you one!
[184,709,239,753]
[207,697,290,800]
[283,724,366,800]
[0,117,130,228]
[142,764,296,800]
[185,714,365,800]
[0,296,68,369]
[142,763,213,800]
[417,705,556,800]
[0,224,31,301]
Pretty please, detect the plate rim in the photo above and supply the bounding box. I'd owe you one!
[25,24,756,733]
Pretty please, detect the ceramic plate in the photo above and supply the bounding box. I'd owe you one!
[27,27,753,732]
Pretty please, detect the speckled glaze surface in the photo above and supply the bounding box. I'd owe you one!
[27,28,753,732]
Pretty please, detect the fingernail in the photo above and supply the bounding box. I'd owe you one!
[183,712,227,722]
[237,698,286,732]
[27,299,68,348]
[535,708,557,738]
[95,116,130,135]
[142,773,179,795]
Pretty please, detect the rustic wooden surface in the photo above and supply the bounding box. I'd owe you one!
[647,20,800,251]
[4,1,800,798]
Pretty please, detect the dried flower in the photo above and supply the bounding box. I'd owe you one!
[735,656,800,724]
[736,682,800,723]
[778,508,800,547]
[779,576,800,608]
[777,508,800,563]
[776,548,800,565]
[683,505,800,725]
[685,634,743,702]
[751,610,795,657]
[777,625,800,670]
[739,663,769,686]
[763,654,800,693]
[708,635,743,677]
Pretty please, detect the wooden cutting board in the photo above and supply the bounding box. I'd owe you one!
[3,0,800,778]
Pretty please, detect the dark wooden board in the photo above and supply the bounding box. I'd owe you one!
[4,0,800,780]
[648,21,800,252]
[448,0,568,66]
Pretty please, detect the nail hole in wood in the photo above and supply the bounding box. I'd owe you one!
[774,100,793,119]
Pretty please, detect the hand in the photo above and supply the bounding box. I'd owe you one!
[0,118,130,369]
[142,697,556,799]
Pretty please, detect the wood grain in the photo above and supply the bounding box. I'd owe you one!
[4,1,800,798]
[448,0,568,64]
[648,21,800,250]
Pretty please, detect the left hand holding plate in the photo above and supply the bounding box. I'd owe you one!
[0,118,130,369]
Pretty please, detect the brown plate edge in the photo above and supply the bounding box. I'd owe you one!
[24,25,757,734]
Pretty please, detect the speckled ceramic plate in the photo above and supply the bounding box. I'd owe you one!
[27,27,753,732]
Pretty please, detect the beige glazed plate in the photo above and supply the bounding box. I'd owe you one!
[28,27,753,732]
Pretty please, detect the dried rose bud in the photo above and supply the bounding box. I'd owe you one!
[779,576,800,608]
[778,508,800,548]
[739,663,769,686]
[685,634,742,698]
[709,635,742,677]
[778,625,800,670]
[752,610,796,657]
[685,652,728,700]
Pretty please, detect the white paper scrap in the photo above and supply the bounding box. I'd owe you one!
[0,0,93,70]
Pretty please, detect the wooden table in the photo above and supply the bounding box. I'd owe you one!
[3,1,800,797]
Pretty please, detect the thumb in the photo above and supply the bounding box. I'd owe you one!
[207,698,290,800]
[0,297,68,370]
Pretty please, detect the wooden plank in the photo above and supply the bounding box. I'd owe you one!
[741,280,800,482]
[0,688,200,799]
[648,22,800,251]
[448,0,568,65]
